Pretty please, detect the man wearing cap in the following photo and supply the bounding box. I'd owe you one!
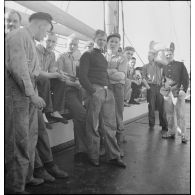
[34,32,69,182]
[123,46,135,106]
[5,12,53,193]
[105,33,128,157]
[79,30,126,168]
[142,48,168,131]
[160,44,189,143]
[36,32,68,128]
[5,10,21,34]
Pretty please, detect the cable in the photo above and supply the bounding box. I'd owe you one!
[168,2,181,57]
[124,33,145,66]
[121,0,125,49]
[65,1,71,12]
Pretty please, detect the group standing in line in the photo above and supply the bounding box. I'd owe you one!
[5,10,189,194]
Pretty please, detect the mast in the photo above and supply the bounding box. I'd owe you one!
[105,1,119,35]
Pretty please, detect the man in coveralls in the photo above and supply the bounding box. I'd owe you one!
[5,12,52,194]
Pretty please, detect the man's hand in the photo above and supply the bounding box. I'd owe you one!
[30,95,46,110]
[178,90,186,98]
[58,72,69,82]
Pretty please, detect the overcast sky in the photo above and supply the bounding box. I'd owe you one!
[5,1,190,71]
[49,1,190,71]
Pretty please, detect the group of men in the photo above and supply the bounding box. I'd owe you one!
[5,10,189,194]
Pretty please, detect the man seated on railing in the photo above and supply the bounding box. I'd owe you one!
[36,32,68,129]
[55,34,88,163]
[129,67,150,105]
[123,47,136,107]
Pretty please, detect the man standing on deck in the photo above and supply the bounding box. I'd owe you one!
[79,30,126,168]
[142,47,168,131]
[5,12,52,193]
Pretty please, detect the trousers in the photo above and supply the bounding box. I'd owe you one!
[34,110,53,169]
[147,84,168,129]
[37,75,53,113]
[85,84,121,161]
[109,83,125,133]
[65,87,88,154]
[5,76,38,192]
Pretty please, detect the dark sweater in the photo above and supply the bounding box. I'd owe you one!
[163,60,189,93]
[79,48,109,94]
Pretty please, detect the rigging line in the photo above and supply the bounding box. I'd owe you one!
[169,2,181,57]
[121,0,125,49]
[124,33,145,66]
[65,1,71,12]
[103,1,106,31]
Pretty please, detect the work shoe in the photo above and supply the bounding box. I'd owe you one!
[120,149,124,158]
[162,132,175,139]
[5,190,30,194]
[27,178,44,186]
[45,122,52,129]
[74,152,88,165]
[109,158,126,168]
[46,164,69,179]
[129,100,140,105]
[124,101,131,107]
[181,136,188,144]
[89,158,100,167]
[34,168,55,182]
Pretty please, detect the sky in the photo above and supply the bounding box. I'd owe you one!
[48,1,190,72]
[5,1,191,71]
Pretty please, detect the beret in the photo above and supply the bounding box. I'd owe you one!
[124,46,135,52]
[29,12,53,31]
[107,33,121,42]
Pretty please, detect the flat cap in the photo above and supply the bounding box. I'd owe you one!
[107,33,121,42]
[29,12,53,31]
[124,46,135,52]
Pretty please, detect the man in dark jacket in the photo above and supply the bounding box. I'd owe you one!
[160,44,189,143]
[79,30,126,168]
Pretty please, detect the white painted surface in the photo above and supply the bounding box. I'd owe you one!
[47,102,148,147]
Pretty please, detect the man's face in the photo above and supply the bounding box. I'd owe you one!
[46,34,57,51]
[35,22,51,42]
[94,34,107,50]
[68,39,78,53]
[130,59,136,67]
[148,52,155,63]
[124,50,134,60]
[107,37,120,52]
[6,12,21,32]
[164,50,174,64]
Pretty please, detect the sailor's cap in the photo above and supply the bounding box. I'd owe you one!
[107,33,121,42]
[29,12,53,31]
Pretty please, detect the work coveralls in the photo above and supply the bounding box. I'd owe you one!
[5,27,40,192]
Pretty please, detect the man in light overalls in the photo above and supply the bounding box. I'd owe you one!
[5,12,52,194]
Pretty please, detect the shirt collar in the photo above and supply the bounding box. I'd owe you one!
[25,27,35,41]
[93,48,103,53]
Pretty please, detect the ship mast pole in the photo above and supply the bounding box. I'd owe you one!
[105,1,119,35]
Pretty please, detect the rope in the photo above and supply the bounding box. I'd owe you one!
[121,0,125,49]
[124,33,145,66]
[168,2,181,57]
[65,1,71,12]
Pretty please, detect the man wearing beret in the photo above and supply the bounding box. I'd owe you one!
[5,12,52,194]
